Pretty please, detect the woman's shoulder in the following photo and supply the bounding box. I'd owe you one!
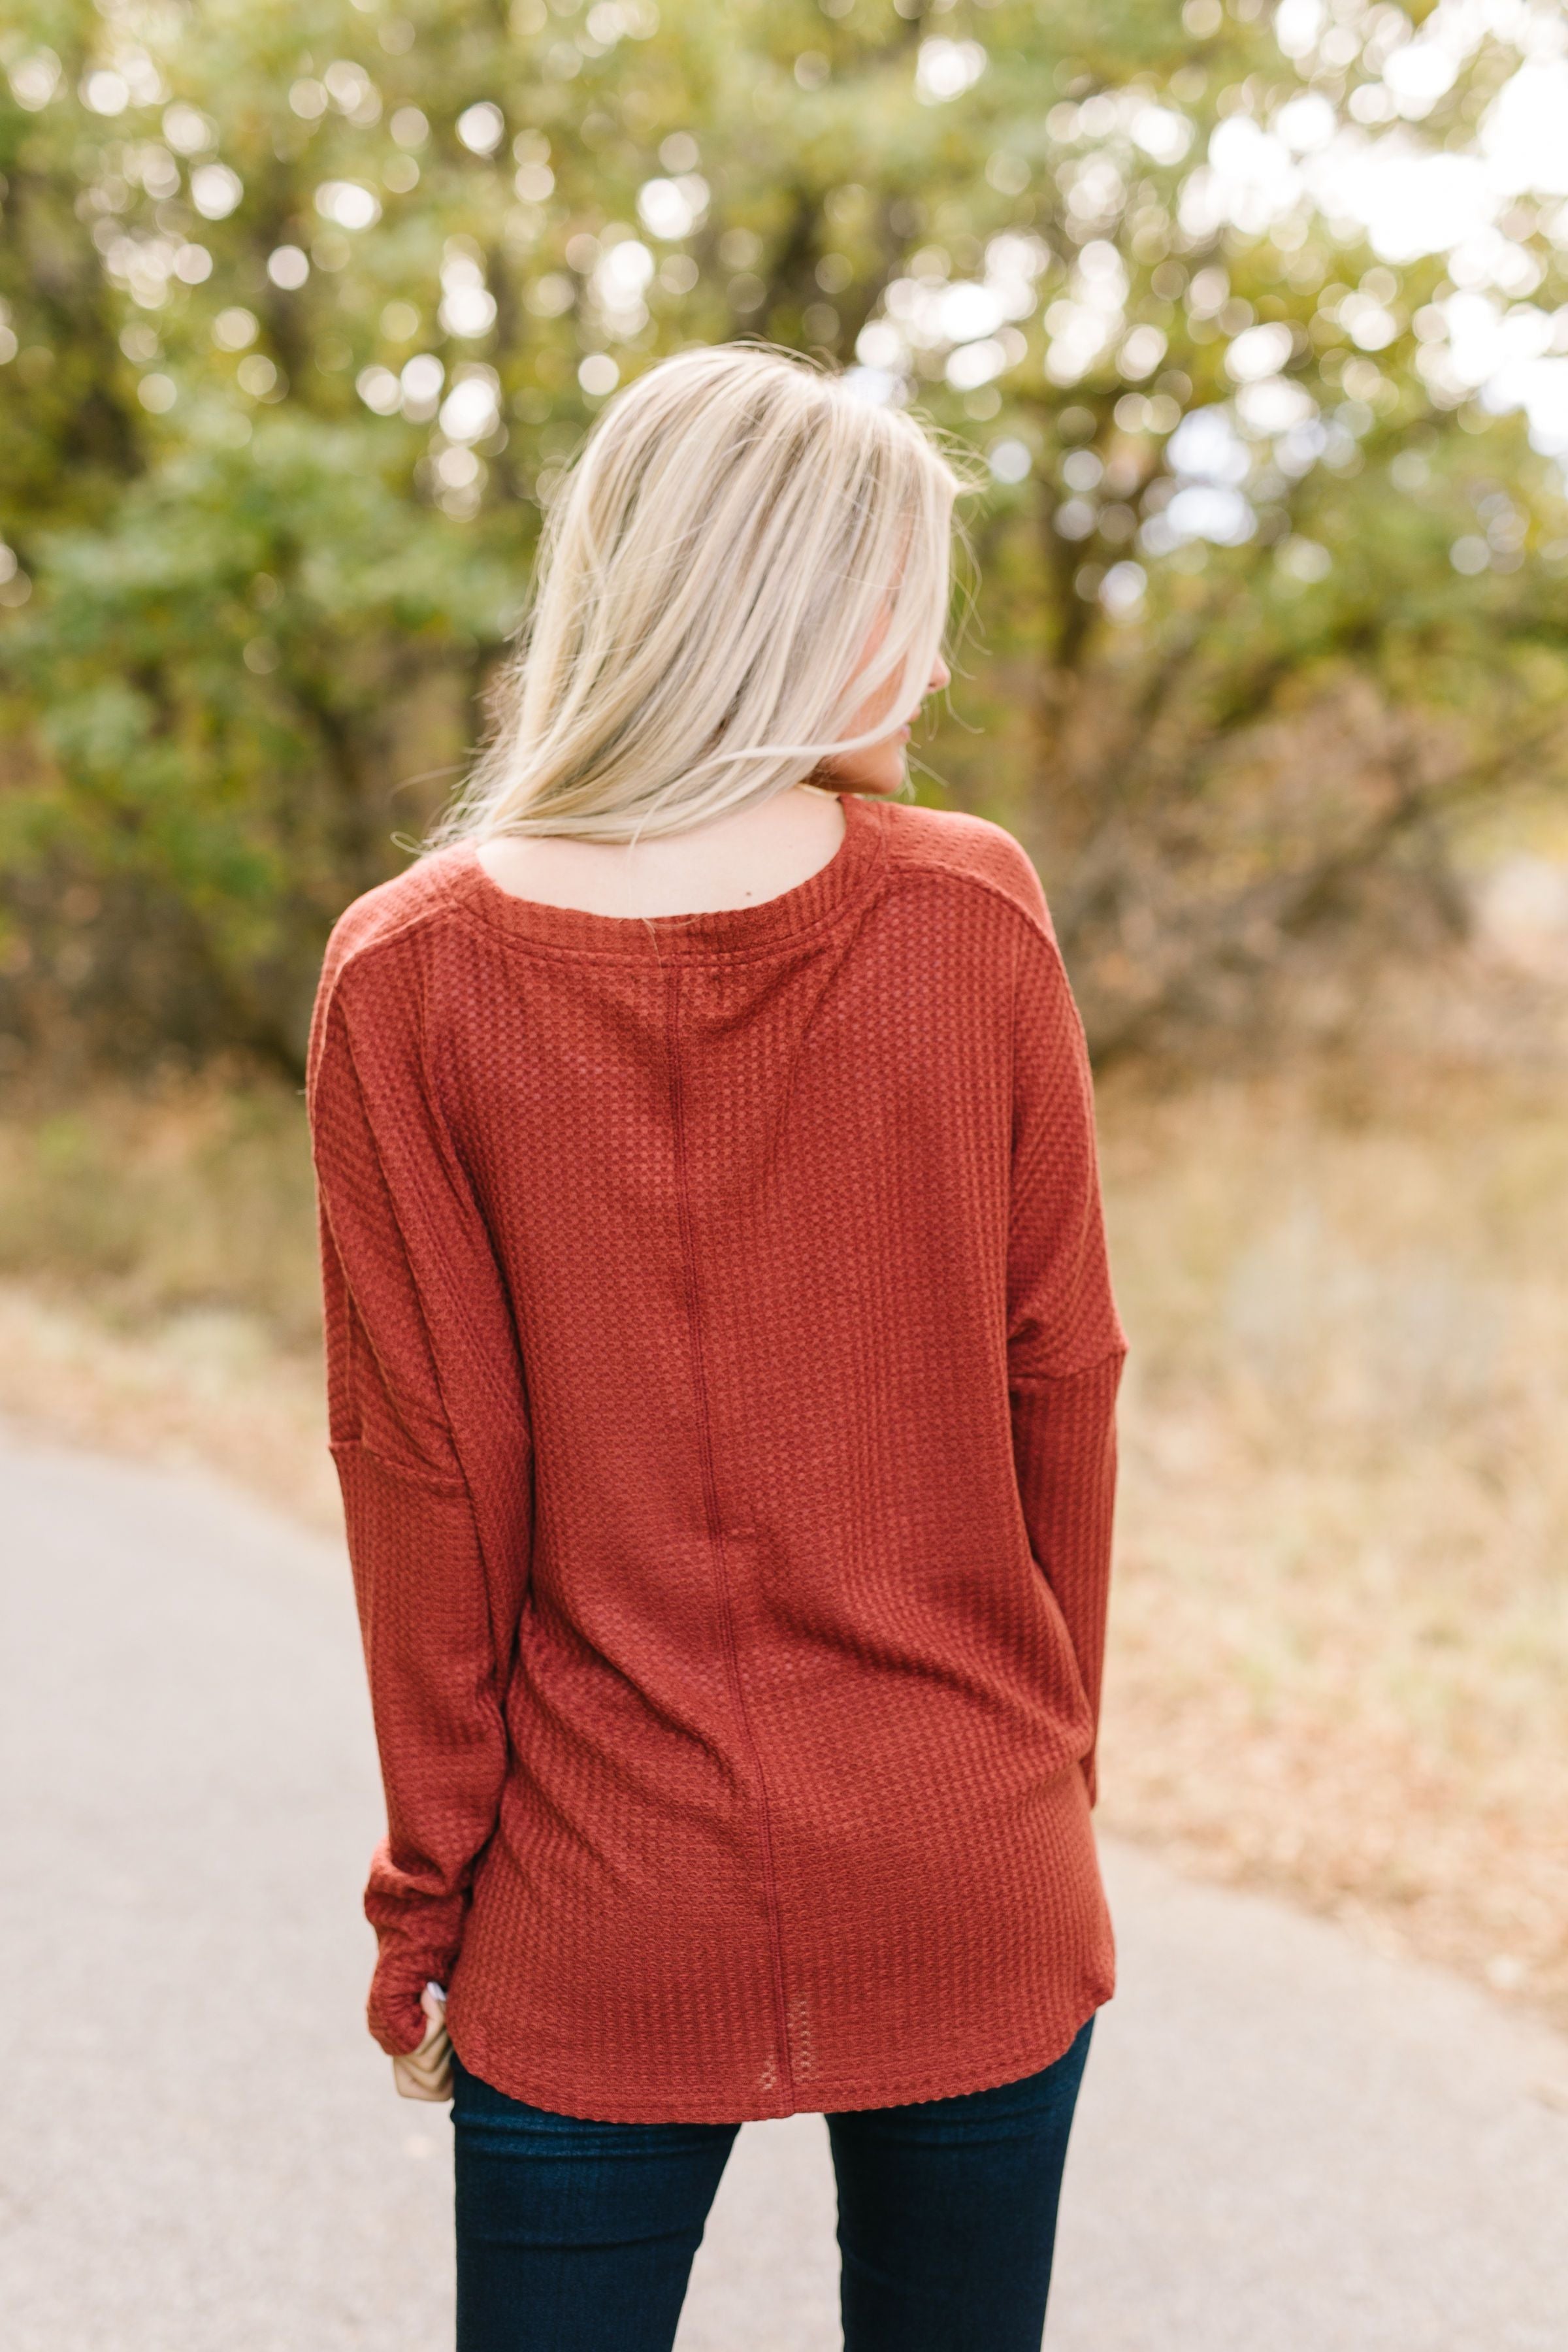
[318,845,471,1007]
[309,849,482,1092]
[877,800,1056,942]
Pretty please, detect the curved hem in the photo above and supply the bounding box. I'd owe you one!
[444,1978,1115,2127]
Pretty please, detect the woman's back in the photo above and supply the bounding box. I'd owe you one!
[309,787,1126,2124]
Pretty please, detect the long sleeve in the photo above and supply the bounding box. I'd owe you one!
[306,939,532,2057]
[1005,898,1128,1808]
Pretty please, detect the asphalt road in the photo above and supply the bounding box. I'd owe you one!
[2,1426,1565,2349]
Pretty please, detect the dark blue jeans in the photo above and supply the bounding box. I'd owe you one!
[451,2016,1093,2351]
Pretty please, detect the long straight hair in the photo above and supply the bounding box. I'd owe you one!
[434,343,972,845]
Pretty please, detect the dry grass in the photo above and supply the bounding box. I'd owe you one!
[0,1068,337,1528]
[1097,1060,1568,2028]
[1,1056,1563,2029]
[0,1281,340,1528]
[0,1064,321,1345]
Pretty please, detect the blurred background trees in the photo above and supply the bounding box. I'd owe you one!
[2,0,1566,1070]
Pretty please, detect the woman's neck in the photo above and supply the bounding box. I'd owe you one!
[474,783,849,921]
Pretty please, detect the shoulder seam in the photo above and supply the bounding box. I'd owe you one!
[319,889,459,1012]
[881,845,1061,956]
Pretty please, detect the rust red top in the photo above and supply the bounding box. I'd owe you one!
[307,792,1127,2123]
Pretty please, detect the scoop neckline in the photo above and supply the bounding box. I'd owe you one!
[440,791,889,960]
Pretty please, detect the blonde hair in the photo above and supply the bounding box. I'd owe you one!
[436,342,972,844]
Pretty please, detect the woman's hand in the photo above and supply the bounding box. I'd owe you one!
[393,1980,453,2102]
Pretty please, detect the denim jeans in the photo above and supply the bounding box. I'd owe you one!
[451,2015,1094,2351]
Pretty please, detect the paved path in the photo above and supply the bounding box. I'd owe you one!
[2,1427,1564,2349]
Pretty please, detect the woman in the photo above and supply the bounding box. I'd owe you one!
[307,343,1126,2351]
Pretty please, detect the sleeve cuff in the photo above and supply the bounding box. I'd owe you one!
[368,1946,460,2057]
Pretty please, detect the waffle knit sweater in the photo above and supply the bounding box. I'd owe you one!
[307,791,1128,2124]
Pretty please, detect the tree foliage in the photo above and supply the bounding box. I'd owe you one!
[2,0,1566,1066]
